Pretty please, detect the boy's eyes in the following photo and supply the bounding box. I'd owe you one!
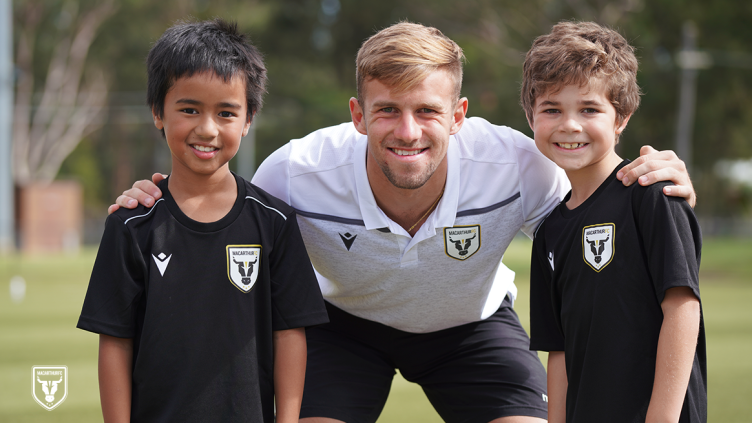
[178,108,236,118]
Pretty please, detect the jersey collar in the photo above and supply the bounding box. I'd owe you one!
[354,134,460,238]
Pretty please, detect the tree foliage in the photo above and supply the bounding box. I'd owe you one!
[18,0,750,216]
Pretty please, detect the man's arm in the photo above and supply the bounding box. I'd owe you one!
[645,287,701,423]
[273,328,307,423]
[98,334,133,423]
[617,146,696,207]
[547,351,567,423]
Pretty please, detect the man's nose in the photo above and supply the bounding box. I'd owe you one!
[393,113,422,142]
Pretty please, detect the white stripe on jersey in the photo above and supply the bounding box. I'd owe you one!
[124,199,166,225]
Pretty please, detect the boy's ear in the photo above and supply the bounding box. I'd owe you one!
[152,108,164,130]
[615,113,632,135]
[526,114,534,132]
[242,112,254,137]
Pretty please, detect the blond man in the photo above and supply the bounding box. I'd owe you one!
[113,22,696,423]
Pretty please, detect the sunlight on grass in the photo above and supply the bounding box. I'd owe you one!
[1,238,750,422]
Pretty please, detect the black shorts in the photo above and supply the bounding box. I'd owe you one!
[300,297,548,423]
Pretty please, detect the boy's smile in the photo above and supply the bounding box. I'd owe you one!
[153,72,250,180]
[529,83,630,183]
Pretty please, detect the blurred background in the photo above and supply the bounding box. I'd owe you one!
[1,0,751,421]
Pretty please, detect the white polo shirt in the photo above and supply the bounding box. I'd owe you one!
[253,117,569,333]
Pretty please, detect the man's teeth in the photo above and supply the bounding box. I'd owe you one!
[193,145,217,152]
[393,149,422,156]
[558,143,586,149]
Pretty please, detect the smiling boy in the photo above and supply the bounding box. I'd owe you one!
[524,22,706,422]
[77,20,327,422]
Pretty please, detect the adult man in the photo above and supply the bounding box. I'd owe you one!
[114,22,695,423]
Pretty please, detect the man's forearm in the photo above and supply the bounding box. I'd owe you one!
[274,328,307,423]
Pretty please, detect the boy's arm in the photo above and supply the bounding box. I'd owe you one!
[98,334,133,423]
[646,287,701,423]
[547,351,567,423]
[273,327,307,423]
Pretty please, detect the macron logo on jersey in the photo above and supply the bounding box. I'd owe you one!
[548,251,554,271]
[152,252,172,276]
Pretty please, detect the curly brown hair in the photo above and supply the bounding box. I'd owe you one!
[521,21,641,128]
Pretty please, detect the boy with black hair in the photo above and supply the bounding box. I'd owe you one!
[77,19,328,423]
[523,22,706,422]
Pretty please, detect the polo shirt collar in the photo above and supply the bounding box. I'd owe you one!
[354,134,460,236]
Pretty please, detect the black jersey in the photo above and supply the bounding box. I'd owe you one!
[529,161,706,423]
[77,174,328,423]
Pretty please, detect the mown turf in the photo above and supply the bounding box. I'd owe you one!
[1,237,750,422]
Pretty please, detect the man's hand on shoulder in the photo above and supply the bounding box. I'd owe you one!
[108,173,168,214]
[616,146,697,208]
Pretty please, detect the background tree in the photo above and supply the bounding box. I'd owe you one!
[12,0,116,185]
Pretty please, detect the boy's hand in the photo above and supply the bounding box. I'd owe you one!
[108,173,168,214]
[616,146,696,208]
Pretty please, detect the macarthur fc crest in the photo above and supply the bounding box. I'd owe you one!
[32,366,67,411]
[227,245,262,292]
[444,225,481,260]
[582,224,615,272]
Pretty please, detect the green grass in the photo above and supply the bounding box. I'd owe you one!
[1,237,751,422]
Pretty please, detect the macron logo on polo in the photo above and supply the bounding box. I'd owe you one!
[152,252,172,276]
[339,232,357,251]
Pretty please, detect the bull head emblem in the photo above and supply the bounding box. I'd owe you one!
[585,235,609,264]
[37,376,63,403]
[233,256,258,285]
[449,234,476,256]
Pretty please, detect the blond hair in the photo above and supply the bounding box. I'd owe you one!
[521,21,641,126]
[356,22,464,103]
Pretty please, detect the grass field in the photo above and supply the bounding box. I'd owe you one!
[1,237,751,422]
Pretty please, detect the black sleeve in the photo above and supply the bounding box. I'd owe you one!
[529,224,566,352]
[635,184,702,303]
[268,211,328,331]
[76,214,147,338]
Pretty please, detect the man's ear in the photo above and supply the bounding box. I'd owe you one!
[152,108,164,130]
[449,97,469,135]
[242,112,254,137]
[615,113,632,135]
[526,114,535,132]
[349,97,368,135]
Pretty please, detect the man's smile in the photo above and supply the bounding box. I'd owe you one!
[390,147,427,156]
